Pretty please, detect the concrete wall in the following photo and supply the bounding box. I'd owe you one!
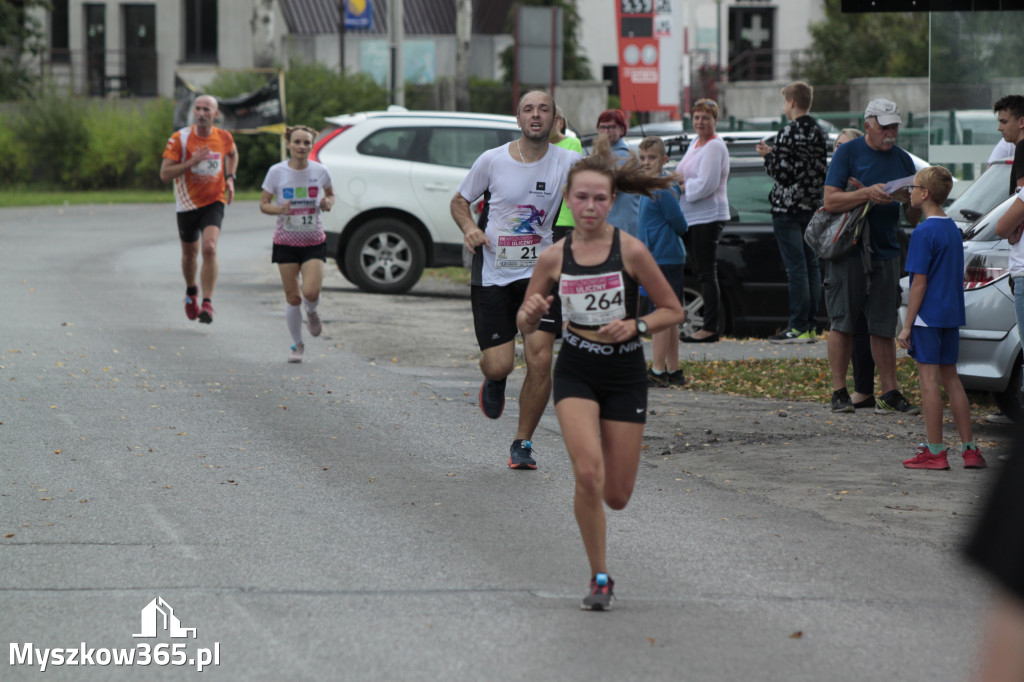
[554,81,610,136]
[722,78,932,121]
[847,78,930,119]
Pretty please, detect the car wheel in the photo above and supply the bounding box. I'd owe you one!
[991,354,1024,423]
[679,279,727,339]
[343,218,426,294]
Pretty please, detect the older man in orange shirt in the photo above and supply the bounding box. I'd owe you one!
[160,94,239,324]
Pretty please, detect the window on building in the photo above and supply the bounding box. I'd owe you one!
[184,0,217,63]
[50,0,70,63]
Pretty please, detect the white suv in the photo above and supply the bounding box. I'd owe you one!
[311,107,522,293]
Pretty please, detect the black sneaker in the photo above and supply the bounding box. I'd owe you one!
[581,573,614,611]
[830,388,855,413]
[875,389,921,415]
[479,378,506,419]
[852,395,876,409]
[667,370,687,387]
[508,439,537,470]
[646,368,669,387]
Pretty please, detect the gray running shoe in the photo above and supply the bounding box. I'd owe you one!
[306,309,322,337]
[288,343,304,363]
[581,573,614,611]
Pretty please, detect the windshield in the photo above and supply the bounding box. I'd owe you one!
[946,162,1012,227]
[963,195,1017,242]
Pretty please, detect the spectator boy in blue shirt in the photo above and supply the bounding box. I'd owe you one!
[637,136,688,386]
[897,166,986,470]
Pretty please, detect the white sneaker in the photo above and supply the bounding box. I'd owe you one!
[306,310,322,337]
[288,343,304,363]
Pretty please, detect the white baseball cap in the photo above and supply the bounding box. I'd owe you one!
[864,99,902,127]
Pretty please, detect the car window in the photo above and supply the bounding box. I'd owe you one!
[727,170,775,223]
[425,127,519,169]
[356,128,419,160]
[964,195,1016,242]
[946,162,1012,225]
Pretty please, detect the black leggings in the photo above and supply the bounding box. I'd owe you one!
[684,221,724,333]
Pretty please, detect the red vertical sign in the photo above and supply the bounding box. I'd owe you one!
[616,0,660,112]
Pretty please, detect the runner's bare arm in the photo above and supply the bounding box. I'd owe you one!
[259,191,290,216]
[450,193,489,253]
[159,146,211,183]
[517,244,562,335]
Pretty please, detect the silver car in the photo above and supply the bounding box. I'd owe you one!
[902,192,1022,421]
[957,196,1022,420]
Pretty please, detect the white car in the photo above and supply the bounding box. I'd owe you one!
[311,107,522,293]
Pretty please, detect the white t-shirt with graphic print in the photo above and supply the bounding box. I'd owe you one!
[261,160,333,247]
[457,143,581,286]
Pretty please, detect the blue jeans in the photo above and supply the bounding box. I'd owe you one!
[773,211,821,333]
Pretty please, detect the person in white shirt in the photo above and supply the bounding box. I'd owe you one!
[676,98,729,343]
[450,90,582,470]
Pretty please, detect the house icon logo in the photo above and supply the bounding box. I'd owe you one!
[133,597,197,639]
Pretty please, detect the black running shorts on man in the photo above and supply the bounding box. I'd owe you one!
[176,201,225,243]
[471,278,561,350]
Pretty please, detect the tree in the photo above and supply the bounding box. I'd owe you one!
[794,0,927,85]
[498,0,593,86]
[0,0,48,100]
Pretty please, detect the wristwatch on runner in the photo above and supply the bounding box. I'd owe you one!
[636,318,648,335]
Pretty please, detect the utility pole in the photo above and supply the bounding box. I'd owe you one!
[388,0,405,106]
[338,0,345,72]
[455,0,472,111]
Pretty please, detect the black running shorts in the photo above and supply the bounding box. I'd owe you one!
[553,329,647,423]
[272,241,327,264]
[471,279,561,350]
[177,202,225,243]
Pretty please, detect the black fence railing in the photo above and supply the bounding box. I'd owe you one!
[38,48,157,97]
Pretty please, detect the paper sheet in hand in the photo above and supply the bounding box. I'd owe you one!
[882,175,916,194]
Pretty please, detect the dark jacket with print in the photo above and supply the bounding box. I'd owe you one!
[763,115,828,214]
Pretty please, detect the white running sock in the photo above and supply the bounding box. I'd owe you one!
[303,296,319,315]
[285,303,303,345]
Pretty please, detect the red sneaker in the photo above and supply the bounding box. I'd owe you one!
[962,448,987,469]
[198,300,214,324]
[903,445,950,470]
[184,295,200,320]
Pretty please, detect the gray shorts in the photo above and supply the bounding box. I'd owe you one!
[822,255,901,337]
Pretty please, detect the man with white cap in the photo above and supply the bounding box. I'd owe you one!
[821,98,921,414]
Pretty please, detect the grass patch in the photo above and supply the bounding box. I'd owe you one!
[0,189,262,208]
[680,355,997,411]
[424,266,472,285]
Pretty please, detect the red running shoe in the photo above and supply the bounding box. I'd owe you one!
[198,300,214,324]
[184,295,200,321]
[962,448,987,469]
[903,445,950,470]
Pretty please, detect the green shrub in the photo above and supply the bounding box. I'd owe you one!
[9,89,90,187]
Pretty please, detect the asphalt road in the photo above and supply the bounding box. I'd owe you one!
[0,201,1013,681]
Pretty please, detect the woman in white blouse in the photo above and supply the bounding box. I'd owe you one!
[676,98,730,342]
